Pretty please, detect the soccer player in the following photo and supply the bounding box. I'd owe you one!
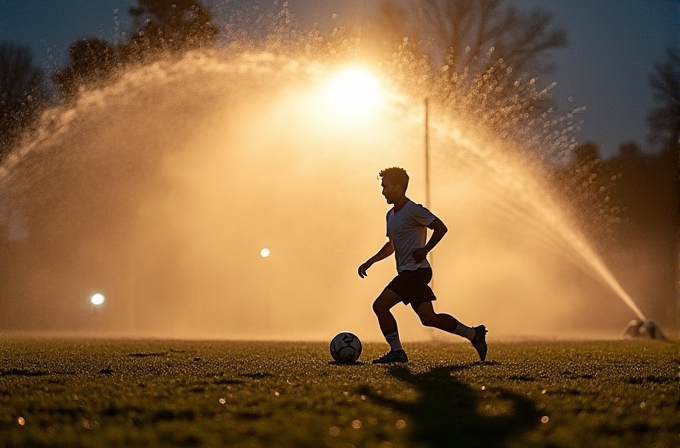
[358,167,487,363]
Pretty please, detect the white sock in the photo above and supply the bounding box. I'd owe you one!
[384,331,403,351]
[454,322,476,341]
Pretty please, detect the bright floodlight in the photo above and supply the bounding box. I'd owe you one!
[90,293,105,306]
[326,68,380,116]
[260,248,271,258]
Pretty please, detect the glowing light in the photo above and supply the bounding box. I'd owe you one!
[260,248,270,258]
[90,293,105,306]
[326,68,380,116]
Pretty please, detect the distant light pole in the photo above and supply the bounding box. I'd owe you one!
[90,292,105,329]
[424,98,434,290]
[424,98,431,209]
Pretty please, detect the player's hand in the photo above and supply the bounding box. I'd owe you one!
[411,248,428,263]
[358,260,373,278]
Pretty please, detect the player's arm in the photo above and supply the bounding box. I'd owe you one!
[358,239,394,278]
[412,218,448,263]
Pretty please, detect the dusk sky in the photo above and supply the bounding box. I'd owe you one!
[0,0,677,158]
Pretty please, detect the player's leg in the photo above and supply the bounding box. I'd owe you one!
[372,289,409,363]
[372,288,402,336]
[413,300,488,362]
[413,300,459,332]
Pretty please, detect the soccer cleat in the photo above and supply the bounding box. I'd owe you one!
[471,325,488,362]
[372,349,409,364]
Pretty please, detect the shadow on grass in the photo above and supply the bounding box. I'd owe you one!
[359,364,540,448]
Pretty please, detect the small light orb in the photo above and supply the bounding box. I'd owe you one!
[260,248,270,258]
[90,293,105,306]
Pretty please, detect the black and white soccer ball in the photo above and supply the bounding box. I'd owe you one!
[330,332,362,363]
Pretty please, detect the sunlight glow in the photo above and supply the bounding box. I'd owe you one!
[326,68,380,116]
[260,248,271,258]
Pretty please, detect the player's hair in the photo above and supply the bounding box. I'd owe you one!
[379,167,409,191]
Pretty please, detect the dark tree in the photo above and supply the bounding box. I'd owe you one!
[647,47,680,148]
[602,142,678,322]
[127,0,219,59]
[401,0,567,76]
[0,42,47,162]
[367,0,567,90]
[647,46,680,223]
[53,1,220,98]
[52,38,119,98]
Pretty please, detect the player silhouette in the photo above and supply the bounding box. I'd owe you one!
[358,167,487,363]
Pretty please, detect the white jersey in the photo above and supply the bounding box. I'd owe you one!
[386,199,437,273]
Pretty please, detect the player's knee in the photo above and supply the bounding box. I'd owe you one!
[372,297,392,316]
[372,299,384,316]
[418,313,437,327]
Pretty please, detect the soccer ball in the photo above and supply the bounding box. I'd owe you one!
[330,332,362,363]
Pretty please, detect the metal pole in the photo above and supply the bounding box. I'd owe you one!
[424,98,431,208]
[425,98,434,290]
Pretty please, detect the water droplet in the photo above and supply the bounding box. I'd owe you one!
[17,417,25,426]
[396,419,406,429]
[274,391,280,396]
[541,416,549,423]
[329,426,340,436]
[351,419,361,429]
[480,386,486,390]
[332,13,337,19]
[219,398,226,404]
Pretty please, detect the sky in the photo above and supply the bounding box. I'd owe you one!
[0,0,678,158]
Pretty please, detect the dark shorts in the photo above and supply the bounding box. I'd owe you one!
[385,267,437,308]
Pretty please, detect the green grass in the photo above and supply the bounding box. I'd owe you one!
[0,337,677,448]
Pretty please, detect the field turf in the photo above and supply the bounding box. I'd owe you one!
[0,337,677,448]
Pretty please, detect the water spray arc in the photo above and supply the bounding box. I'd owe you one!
[0,48,664,339]
[419,104,652,328]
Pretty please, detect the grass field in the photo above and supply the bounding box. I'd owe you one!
[0,337,677,448]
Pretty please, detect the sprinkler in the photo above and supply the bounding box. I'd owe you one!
[622,319,667,340]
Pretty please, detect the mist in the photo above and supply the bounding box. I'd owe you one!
[0,50,670,341]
